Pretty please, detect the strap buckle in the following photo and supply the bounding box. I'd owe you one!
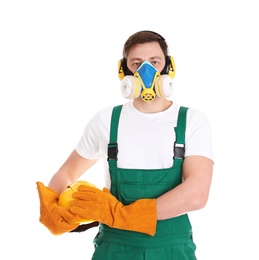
[107,143,118,161]
[173,142,185,159]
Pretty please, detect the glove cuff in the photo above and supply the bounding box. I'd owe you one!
[123,199,157,236]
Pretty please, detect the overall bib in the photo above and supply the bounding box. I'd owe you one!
[92,105,197,260]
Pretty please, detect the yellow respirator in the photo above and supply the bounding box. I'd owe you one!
[119,59,175,102]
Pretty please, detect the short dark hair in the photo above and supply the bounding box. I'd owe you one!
[122,30,168,59]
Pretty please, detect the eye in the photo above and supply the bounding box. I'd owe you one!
[132,62,141,69]
[151,61,159,66]
[151,61,162,70]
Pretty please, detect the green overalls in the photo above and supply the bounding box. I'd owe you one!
[92,105,197,260]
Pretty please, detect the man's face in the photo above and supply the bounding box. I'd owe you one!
[126,41,166,74]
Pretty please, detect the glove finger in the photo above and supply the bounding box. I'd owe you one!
[77,185,101,193]
[39,205,80,235]
[70,205,95,220]
[40,212,78,230]
[72,191,96,200]
[70,198,93,209]
[60,207,82,224]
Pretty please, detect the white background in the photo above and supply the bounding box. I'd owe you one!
[1,0,259,259]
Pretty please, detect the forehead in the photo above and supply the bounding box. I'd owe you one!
[127,41,164,60]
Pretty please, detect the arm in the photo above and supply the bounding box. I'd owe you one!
[48,149,98,194]
[69,155,213,236]
[156,155,213,220]
[36,150,98,235]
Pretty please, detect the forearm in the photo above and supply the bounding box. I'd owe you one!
[48,150,98,194]
[48,172,73,195]
[156,156,213,220]
[156,181,206,220]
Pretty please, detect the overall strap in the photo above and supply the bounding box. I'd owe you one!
[107,105,188,169]
[173,106,189,168]
[107,105,123,169]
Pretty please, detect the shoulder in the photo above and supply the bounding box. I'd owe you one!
[186,107,211,128]
[91,104,122,123]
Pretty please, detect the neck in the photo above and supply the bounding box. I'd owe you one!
[133,97,173,113]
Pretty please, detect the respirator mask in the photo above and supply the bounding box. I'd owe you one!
[118,57,175,102]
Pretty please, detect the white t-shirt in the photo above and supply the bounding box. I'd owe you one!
[76,100,213,187]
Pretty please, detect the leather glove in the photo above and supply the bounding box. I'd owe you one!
[36,181,80,235]
[70,185,157,236]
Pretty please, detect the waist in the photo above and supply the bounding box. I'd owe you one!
[97,218,193,248]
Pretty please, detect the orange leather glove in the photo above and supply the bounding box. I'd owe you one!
[70,185,157,236]
[36,181,80,235]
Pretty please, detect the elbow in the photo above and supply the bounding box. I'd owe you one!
[191,193,209,210]
[196,198,208,210]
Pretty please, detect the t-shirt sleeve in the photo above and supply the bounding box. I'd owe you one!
[75,107,111,160]
[185,108,214,161]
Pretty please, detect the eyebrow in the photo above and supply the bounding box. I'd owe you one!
[150,56,163,60]
[129,58,142,62]
[129,56,163,62]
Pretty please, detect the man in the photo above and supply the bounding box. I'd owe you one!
[37,30,213,259]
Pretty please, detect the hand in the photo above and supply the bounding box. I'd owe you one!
[70,185,157,236]
[36,182,80,235]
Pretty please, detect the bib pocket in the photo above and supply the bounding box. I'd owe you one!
[119,182,173,205]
